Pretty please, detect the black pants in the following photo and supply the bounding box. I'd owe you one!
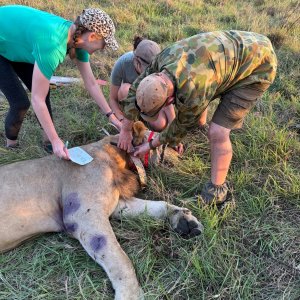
[0,55,52,140]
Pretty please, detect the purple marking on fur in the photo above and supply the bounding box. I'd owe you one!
[90,235,107,252]
[63,193,81,217]
[64,222,78,233]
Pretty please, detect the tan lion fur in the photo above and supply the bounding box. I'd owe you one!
[0,123,202,300]
[103,144,139,200]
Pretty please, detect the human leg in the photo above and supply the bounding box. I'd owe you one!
[118,83,131,101]
[0,57,31,146]
[198,107,208,127]
[208,122,232,186]
[199,122,232,204]
[11,62,52,145]
[202,84,270,204]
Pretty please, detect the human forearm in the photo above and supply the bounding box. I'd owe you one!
[209,123,232,185]
[85,82,121,130]
[109,87,124,120]
[110,97,123,116]
[86,82,112,115]
[77,61,112,115]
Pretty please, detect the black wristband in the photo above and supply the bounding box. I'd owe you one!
[106,110,114,118]
[149,139,156,150]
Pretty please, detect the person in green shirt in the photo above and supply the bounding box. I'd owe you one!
[0,5,121,159]
[117,30,277,205]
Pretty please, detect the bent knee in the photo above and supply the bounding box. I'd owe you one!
[208,123,231,143]
[10,99,30,111]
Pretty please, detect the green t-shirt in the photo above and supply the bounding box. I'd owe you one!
[0,5,89,80]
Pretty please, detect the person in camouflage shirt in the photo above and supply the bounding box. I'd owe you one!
[118,30,277,205]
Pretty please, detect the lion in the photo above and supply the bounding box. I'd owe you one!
[0,126,203,300]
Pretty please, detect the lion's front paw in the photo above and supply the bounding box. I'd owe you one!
[169,209,204,238]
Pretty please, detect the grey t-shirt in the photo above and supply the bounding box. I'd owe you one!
[110,51,139,86]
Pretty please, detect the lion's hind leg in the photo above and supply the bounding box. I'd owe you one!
[112,197,203,238]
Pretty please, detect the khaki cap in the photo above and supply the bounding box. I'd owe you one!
[136,73,168,121]
[134,40,161,70]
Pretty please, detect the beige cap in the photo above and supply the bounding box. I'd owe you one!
[134,40,161,70]
[136,73,168,121]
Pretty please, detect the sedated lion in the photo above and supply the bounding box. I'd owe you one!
[0,123,203,299]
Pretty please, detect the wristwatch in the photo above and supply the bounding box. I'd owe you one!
[105,110,115,118]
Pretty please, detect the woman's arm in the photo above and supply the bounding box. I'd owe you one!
[31,63,69,159]
[76,60,121,130]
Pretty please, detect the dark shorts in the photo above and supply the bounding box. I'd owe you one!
[212,82,271,129]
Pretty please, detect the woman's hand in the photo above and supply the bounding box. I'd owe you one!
[52,138,70,160]
[133,142,150,157]
[108,113,122,131]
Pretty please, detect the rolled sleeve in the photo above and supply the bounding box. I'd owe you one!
[159,119,188,146]
[76,48,89,63]
[158,106,201,146]
[33,43,65,80]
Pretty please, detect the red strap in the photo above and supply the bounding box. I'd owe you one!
[144,131,155,168]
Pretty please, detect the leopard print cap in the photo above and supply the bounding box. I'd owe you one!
[79,8,118,50]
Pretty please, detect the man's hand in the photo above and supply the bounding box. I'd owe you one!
[173,142,184,155]
[52,138,70,160]
[118,118,134,152]
[118,129,134,152]
[134,142,150,157]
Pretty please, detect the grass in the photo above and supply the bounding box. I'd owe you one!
[0,0,300,299]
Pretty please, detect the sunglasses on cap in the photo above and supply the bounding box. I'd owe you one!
[135,96,176,122]
[135,99,166,122]
[136,56,150,65]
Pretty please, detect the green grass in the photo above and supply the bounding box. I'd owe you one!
[0,0,300,299]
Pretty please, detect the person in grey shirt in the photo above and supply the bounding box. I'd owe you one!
[109,36,161,121]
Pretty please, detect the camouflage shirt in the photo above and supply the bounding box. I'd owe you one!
[121,30,277,146]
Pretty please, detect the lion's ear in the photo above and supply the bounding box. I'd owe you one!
[133,121,147,136]
[132,121,147,146]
